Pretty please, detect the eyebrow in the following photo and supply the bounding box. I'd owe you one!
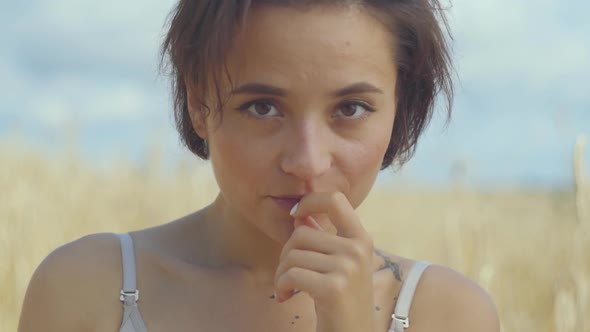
[333,82,384,97]
[230,82,383,97]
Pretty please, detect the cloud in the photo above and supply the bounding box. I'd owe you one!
[3,0,176,79]
[450,0,590,97]
[1,0,588,187]
[1,0,174,128]
[22,75,169,129]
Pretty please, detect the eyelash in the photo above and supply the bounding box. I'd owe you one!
[236,99,377,120]
[236,98,278,117]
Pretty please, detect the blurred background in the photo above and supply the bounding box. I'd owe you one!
[1,0,588,331]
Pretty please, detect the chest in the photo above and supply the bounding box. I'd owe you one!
[140,290,317,332]
[129,268,400,332]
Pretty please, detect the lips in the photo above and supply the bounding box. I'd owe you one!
[271,196,302,213]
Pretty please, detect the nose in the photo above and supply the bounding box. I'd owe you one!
[280,124,331,181]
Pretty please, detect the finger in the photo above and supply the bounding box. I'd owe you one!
[275,267,328,303]
[291,192,367,239]
[280,225,344,262]
[294,215,324,231]
[274,249,335,300]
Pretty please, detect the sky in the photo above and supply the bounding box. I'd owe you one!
[1,0,589,189]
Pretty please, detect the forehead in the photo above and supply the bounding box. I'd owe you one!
[224,5,397,91]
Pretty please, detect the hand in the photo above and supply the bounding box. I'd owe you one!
[274,192,376,332]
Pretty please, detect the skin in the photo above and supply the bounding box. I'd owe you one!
[189,6,398,330]
[18,5,500,332]
[188,4,397,284]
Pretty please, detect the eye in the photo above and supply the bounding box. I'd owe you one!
[335,101,376,119]
[237,99,281,118]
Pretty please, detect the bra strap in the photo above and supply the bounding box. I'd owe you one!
[118,233,139,304]
[391,261,431,331]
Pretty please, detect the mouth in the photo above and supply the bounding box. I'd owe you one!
[270,196,302,213]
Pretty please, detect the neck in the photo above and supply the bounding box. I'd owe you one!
[199,194,284,285]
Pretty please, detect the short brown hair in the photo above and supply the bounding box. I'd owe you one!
[160,0,455,170]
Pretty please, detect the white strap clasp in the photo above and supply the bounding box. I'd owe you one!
[120,289,139,302]
[392,314,410,328]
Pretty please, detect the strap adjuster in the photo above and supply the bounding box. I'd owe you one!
[392,314,410,328]
[120,289,139,302]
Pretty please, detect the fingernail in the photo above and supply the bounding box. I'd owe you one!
[290,202,299,216]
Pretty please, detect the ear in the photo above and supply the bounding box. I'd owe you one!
[186,81,209,140]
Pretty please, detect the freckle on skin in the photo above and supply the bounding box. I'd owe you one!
[295,315,300,319]
[375,306,381,311]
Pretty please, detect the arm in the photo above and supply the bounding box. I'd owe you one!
[407,264,500,332]
[18,233,119,332]
[18,242,87,331]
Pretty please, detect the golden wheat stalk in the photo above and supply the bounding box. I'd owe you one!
[553,273,580,332]
[571,248,590,332]
[574,134,587,224]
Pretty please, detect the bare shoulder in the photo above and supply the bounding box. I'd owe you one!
[409,263,500,332]
[18,232,124,332]
[371,249,499,332]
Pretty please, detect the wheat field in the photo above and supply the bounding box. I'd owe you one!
[1,137,589,332]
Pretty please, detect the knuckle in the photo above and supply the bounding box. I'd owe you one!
[290,229,304,242]
[328,274,347,294]
[348,242,368,260]
[316,274,347,303]
[283,267,301,284]
[285,249,302,263]
[339,257,357,276]
[330,191,346,205]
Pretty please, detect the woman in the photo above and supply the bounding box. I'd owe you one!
[18,1,500,331]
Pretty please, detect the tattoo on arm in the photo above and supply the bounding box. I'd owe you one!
[374,249,402,282]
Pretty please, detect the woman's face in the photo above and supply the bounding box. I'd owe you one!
[191,5,397,244]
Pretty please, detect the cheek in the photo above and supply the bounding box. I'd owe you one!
[348,120,391,169]
[209,123,272,185]
[340,128,391,207]
[346,138,388,176]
